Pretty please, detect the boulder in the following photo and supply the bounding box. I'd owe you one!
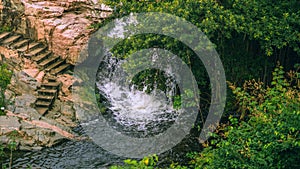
[0,115,73,151]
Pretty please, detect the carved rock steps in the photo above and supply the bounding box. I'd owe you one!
[36,79,61,115]
[0,32,73,116]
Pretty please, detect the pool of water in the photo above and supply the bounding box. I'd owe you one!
[9,126,201,168]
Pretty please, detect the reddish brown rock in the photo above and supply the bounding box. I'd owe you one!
[0,46,19,59]
[15,0,112,64]
[23,58,38,69]
[22,68,39,77]
[56,74,75,101]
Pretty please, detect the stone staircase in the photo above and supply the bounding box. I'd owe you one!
[0,32,72,116]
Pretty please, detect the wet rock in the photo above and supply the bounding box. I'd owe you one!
[35,130,50,145]
[20,138,34,147]
[19,145,43,151]
[18,121,68,150]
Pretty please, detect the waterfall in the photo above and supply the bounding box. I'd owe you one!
[95,53,180,137]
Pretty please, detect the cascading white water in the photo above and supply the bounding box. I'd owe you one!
[96,54,179,136]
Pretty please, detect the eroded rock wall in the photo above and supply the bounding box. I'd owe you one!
[1,0,112,64]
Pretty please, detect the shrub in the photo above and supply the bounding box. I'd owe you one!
[0,64,12,115]
[110,154,159,169]
[192,64,300,169]
[0,26,11,33]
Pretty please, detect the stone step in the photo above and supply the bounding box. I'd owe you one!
[45,60,64,72]
[36,107,48,116]
[50,63,70,75]
[24,47,47,57]
[47,76,57,83]
[1,35,21,45]
[0,32,11,41]
[41,82,60,88]
[38,89,57,95]
[11,39,30,49]
[0,32,75,117]
[32,51,52,63]
[37,95,55,100]
[17,42,41,52]
[36,100,52,107]
[39,55,60,68]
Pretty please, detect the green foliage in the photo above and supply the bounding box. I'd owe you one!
[110,154,190,169]
[0,64,12,115]
[110,154,159,169]
[99,1,300,167]
[0,144,4,167]
[0,130,18,169]
[192,65,300,169]
[97,1,299,168]
[98,0,300,93]
[0,26,11,33]
[103,0,300,56]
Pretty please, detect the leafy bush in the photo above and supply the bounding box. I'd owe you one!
[191,64,300,169]
[110,154,190,169]
[0,130,18,169]
[0,64,12,115]
[110,155,159,169]
[0,26,11,33]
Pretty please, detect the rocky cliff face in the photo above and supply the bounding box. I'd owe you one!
[0,0,112,150]
[0,0,112,64]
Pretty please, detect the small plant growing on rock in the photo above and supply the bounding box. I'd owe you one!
[0,130,18,169]
[0,26,11,33]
